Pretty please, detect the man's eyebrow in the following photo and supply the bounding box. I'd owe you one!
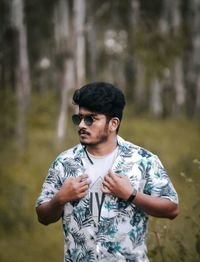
[78,113,97,116]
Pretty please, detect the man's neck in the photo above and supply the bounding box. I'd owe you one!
[86,136,118,156]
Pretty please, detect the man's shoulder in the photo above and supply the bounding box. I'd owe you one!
[117,136,156,159]
[55,143,83,163]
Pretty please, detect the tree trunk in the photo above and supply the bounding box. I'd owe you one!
[57,58,75,146]
[171,0,181,34]
[54,0,76,145]
[173,58,185,113]
[195,75,200,116]
[186,0,200,117]
[159,0,172,33]
[74,0,86,87]
[86,2,97,82]
[192,1,200,117]
[159,0,184,116]
[87,24,97,81]
[11,0,31,149]
[54,0,70,53]
[150,77,163,117]
[131,0,140,30]
[171,0,185,114]
[130,0,141,110]
[134,60,146,112]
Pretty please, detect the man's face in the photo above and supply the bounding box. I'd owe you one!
[76,107,111,146]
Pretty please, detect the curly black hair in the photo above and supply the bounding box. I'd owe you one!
[72,82,126,120]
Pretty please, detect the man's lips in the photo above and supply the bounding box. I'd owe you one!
[78,129,90,136]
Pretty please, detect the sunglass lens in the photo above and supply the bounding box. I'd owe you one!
[72,114,81,125]
[84,115,93,126]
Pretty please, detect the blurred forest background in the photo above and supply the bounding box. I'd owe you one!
[0,0,200,261]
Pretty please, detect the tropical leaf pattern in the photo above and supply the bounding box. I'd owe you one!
[36,136,178,261]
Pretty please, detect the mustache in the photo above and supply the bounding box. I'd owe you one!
[78,129,90,136]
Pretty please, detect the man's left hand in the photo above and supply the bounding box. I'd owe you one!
[101,170,133,200]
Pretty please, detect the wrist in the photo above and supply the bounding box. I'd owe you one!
[53,191,67,206]
[127,188,137,203]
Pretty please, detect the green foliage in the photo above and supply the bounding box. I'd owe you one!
[133,25,185,81]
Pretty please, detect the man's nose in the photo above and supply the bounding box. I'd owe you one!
[78,118,86,128]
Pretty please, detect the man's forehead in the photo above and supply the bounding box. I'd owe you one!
[78,107,103,116]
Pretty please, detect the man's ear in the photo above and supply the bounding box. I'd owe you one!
[109,117,120,132]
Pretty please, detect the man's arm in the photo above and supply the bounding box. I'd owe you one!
[132,192,179,219]
[102,171,179,219]
[36,174,90,225]
[36,194,65,225]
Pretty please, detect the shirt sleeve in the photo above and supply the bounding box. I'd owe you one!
[144,155,178,204]
[35,158,64,207]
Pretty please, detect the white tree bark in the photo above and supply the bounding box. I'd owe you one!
[131,0,140,30]
[195,75,200,116]
[187,0,200,116]
[57,58,75,143]
[159,0,185,115]
[74,0,86,87]
[173,58,185,112]
[11,0,31,148]
[87,23,97,81]
[54,0,70,52]
[55,0,76,145]
[171,0,181,34]
[134,60,145,109]
[159,0,181,33]
[171,0,185,113]
[150,77,163,116]
[130,0,142,109]
[192,1,200,116]
[159,0,171,33]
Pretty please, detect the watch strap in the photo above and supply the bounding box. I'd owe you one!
[127,188,137,203]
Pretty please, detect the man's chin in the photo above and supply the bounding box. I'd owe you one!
[80,137,96,146]
[80,138,90,145]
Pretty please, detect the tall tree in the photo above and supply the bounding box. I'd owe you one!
[11,0,31,148]
[55,0,76,146]
[150,76,163,116]
[131,0,140,30]
[74,0,86,88]
[158,0,185,115]
[86,2,111,82]
[129,0,146,111]
[187,0,200,117]
[171,0,185,114]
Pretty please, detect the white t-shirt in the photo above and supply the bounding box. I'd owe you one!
[85,147,119,225]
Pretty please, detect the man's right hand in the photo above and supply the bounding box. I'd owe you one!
[36,174,90,225]
[56,174,90,205]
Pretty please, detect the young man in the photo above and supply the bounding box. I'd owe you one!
[36,82,179,261]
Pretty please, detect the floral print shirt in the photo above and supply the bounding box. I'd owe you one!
[36,136,178,262]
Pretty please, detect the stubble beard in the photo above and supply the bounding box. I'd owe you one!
[79,126,109,147]
[80,133,109,147]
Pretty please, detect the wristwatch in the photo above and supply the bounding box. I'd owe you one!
[127,188,137,203]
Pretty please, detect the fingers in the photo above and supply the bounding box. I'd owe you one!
[77,174,88,182]
[76,174,91,193]
[104,175,112,184]
[101,185,111,194]
[80,183,90,192]
[79,176,91,188]
[108,170,123,179]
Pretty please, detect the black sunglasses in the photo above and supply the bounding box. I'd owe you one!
[72,114,97,126]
